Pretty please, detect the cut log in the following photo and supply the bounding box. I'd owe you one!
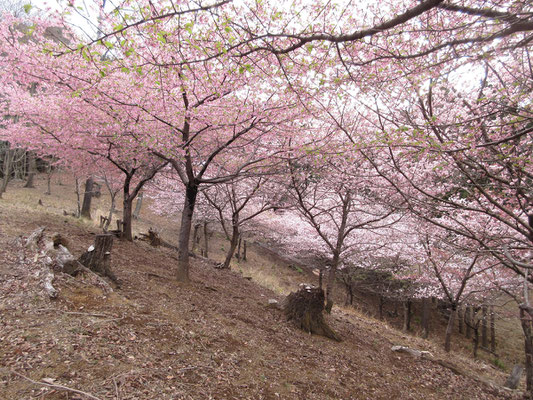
[78,234,118,284]
[284,286,341,341]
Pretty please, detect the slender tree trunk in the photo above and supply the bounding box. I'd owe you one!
[242,240,247,261]
[24,151,36,188]
[236,236,242,261]
[104,193,115,232]
[379,296,385,320]
[44,161,53,195]
[490,305,496,353]
[80,177,94,219]
[482,305,488,349]
[325,254,339,314]
[473,325,480,358]
[422,297,430,339]
[203,220,209,258]
[191,223,200,254]
[0,149,14,198]
[177,183,198,282]
[403,300,412,332]
[122,196,134,241]
[444,306,457,352]
[458,306,464,334]
[222,224,239,269]
[521,307,533,398]
[133,192,143,220]
[465,306,472,339]
[344,284,353,306]
[75,178,82,217]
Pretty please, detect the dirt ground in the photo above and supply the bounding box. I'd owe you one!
[0,175,525,399]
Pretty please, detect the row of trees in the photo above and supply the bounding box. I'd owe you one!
[0,0,532,394]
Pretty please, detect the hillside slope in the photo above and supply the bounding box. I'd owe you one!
[0,179,522,400]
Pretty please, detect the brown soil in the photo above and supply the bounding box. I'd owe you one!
[0,175,523,399]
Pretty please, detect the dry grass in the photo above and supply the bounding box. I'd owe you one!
[0,172,527,399]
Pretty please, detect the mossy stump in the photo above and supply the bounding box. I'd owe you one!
[284,286,341,341]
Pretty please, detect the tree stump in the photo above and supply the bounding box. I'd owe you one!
[504,364,524,389]
[78,234,118,284]
[284,286,341,341]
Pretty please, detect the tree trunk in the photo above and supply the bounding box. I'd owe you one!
[24,151,36,188]
[325,267,337,314]
[203,220,209,258]
[177,184,198,282]
[236,236,242,261]
[421,297,430,339]
[74,178,82,217]
[403,300,412,332]
[482,305,488,349]
[242,240,247,261]
[191,223,200,254]
[104,192,116,232]
[222,224,239,269]
[0,148,14,198]
[465,306,472,339]
[458,306,464,334]
[325,251,341,314]
[444,306,457,352]
[80,177,94,219]
[133,192,143,220]
[490,305,496,353]
[378,296,385,320]
[521,307,533,398]
[44,161,53,195]
[122,196,134,241]
[345,284,353,306]
[473,325,480,358]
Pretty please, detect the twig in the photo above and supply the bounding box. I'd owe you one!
[35,308,114,318]
[113,377,120,400]
[4,369,103,400]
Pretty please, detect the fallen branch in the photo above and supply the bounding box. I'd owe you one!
[4,369,103,400]
[35,308,114,318]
